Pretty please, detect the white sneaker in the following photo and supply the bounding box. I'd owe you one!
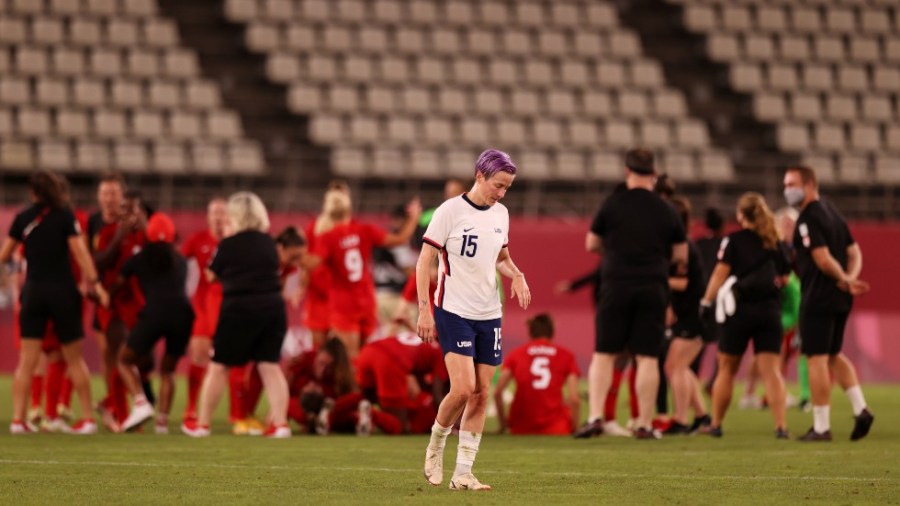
[41,417,69,433]
[356,400,372,436]
[602,420,632,437]
[123,402,155,432]
[10,421,37,434]
[63,420,98,435]
[423,446,444,486]
[154,422,169,435]
[181,421,210,438]
[449,473,492,491]
[263,424,292,439]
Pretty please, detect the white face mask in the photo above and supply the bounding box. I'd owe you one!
[784,187,805,207]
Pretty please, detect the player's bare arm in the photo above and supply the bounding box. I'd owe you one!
[416,243,439,342]
[496,247,530,309]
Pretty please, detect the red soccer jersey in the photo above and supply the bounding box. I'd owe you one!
[288,350,338,399]
[181,229,219,301]
[355,333,444,409]
[313,220,386,313]
[97,223,145,325]
[503,339,581,435]
[304,221,333,303]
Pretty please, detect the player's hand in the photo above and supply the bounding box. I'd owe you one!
[92,283,110,308]
[699,299,714,328]
[841,279,870,296]
[510,274,531,309]
[406,197,422,219]
[553,280,572,295]
[417,310,436,343]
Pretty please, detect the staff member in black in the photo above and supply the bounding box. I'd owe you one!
[575,148,687,440]
[701,193,790,438]
[117,212,194,434]
[0,171,109,434]
[783,166,873,442]
[181,192,291,439]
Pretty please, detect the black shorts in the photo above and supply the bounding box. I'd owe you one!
[800,309,850,356]
[212,302,286,366]
[126,304,194,358]
[19,281,83,344]
[719,301,782,356]
[596,281,667,357]
[672,312,703,340]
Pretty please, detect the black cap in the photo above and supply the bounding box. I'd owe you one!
[624,148,655,175]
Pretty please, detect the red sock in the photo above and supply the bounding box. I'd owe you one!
[604,368,624,421]
[628,367,639,419]
[243,366,263,418]
[228,366,248,422]
[45,361,66,419]
[60,376,72,409]
[30,375,44,410]
[108,369,129,424]
[186,364,207,418]
[371,409,403,435]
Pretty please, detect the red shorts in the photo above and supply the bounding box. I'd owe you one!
[303,296,330,332]
[330,308,376,340]
[191,289,222,338]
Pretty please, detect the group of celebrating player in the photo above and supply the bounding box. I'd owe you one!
[1,146,876,492]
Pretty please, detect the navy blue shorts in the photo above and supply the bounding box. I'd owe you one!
[434,306,503,366]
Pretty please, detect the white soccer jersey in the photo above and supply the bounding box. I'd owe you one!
[422,194,509,320]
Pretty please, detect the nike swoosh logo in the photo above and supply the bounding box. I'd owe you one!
[494,353,501,358]
[464,227,474,232]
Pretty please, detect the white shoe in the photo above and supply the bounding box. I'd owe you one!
[423,446,444,486]
[27,407,42,426]
[356,400,372,436]
[63,420,98,435]
[10,421,37,434]
[602,420,632,437]
[154,422,169,435]
[263,424,292,439]
[123,402,155,432]
[41,417,68,433]
[625,418,638,431]
[738,395,761,410]
[57,404,73,422]
[449,473,492,491]
[181,421,210,438]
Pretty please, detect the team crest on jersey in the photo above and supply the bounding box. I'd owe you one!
[494,228,503,234]
[799,223,810,248]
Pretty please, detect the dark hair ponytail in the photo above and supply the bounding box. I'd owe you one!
[30,171,68,209]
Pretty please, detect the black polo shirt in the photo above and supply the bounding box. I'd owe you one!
[793,199,855,313]
[9,204,80,284]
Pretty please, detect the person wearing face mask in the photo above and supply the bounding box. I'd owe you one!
[783,166,873,442]
[700,193,791,439]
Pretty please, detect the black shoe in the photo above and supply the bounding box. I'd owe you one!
[663,421,690,435]
[850,409,874,441]
[775,428,790,440]
[573,419,603,439]
[797,427,832,442]
[634,427,661,440]
[689,415,711,434]
[708,426,723,438]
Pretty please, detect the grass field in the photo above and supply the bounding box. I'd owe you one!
[0,378,897,505]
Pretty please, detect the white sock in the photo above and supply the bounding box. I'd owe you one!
[427,421,452,452]
[454,431,482,477]
[813,405,831,433]
[845,386,867,416]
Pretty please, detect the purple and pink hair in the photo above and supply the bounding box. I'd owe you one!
[475,149,517,179]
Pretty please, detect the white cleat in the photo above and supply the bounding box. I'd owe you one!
[356,400,372,436]
[122,402,155,432]
[449,473,492,491]
[41,417,69,433]
[263,424,292,439]
[423,446,444,486]
[63,420,98,435]
[10,421,37,434]
[603,420,633,437]
[181,421,210,438]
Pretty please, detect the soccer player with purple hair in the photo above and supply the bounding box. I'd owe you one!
[418,149,531,491]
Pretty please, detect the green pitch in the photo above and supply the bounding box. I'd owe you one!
[0,378,897,505]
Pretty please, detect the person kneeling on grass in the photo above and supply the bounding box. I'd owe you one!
[117,213,194,434]
[494,313,580,435]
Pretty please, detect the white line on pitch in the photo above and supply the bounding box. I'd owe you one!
[0,459,891,483]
